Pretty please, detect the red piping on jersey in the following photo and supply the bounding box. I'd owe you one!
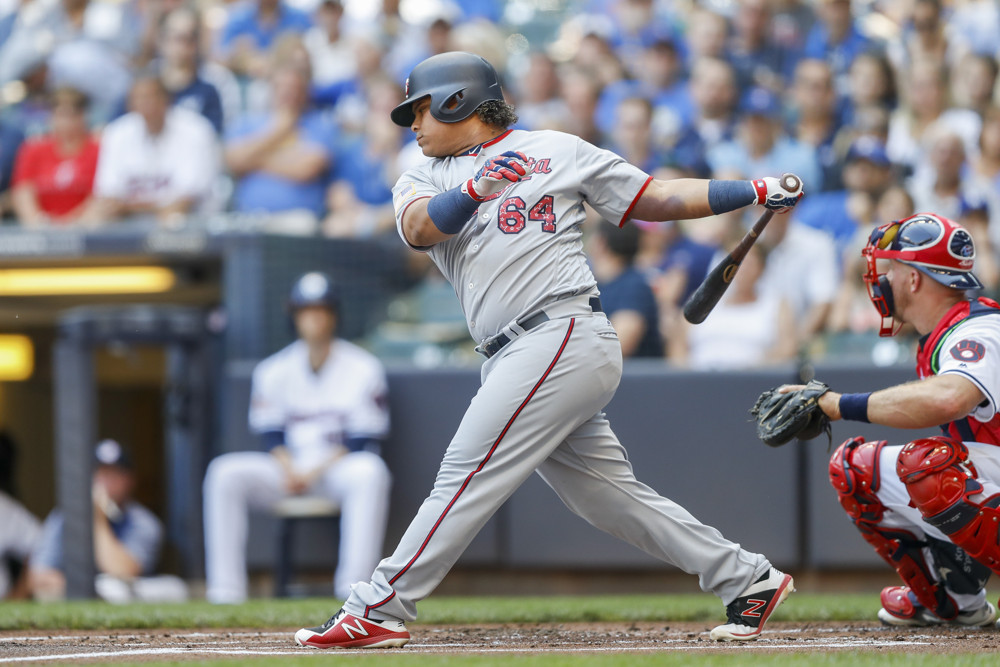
[365,318,577,618]
[461,129,515,157]
[618,175,654,227]
[481,129,513,149]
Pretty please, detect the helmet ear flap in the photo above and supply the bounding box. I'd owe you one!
[875,274,895,317]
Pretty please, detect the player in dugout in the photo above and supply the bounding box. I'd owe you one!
[293,50,805,649]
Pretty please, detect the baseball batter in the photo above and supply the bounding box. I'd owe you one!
[784,213,1000,627]
[295,51,804,648]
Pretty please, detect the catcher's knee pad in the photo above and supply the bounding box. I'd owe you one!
[898,436,1000,575]
[830,436,958,619]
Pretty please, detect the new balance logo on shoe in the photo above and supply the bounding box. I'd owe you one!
[710,567,795,641]
[341,618,370,639]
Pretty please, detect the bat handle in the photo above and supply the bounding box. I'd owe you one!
[780,173,801,193]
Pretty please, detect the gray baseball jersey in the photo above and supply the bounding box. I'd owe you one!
[342,127,772,624]
[392,129,652,342]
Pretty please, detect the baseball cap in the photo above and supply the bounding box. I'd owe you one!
[846,136,891,167]
[95,439,132,469]
[739,87,781,119]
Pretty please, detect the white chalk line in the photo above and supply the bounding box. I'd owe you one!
[0,637,933,662]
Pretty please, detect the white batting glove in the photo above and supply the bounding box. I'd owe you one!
[462,151,529,202]
[752,174,804,214]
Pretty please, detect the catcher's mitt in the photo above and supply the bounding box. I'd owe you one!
[751,379,832,447]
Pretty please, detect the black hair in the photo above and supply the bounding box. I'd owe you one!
[476,100,519,130]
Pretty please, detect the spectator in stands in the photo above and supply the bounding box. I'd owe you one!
[587,222,663,359]
[790,59,842,192]
[802,0,874,91]
[908,126,994,232]
[672,57,739,176]
[708,86,821,190]
[682,7,729,67]
[729,0,794,92]
[842,51,898,127]
[758,207,840,340]
[0,119,24,219]
[558,65,605,146]
[794,136,896,260]
[11,87,99,226]
[604,97,668,173]
[217,0,312,79]
[323,76,404,238]
[970,106,1000,242]
[304,0,357,89]
[514,51,568,131]
[770,0,816,58]
[89,74,220,225]
[203,272,392,603]
[670,242,797,370]
[0,0,134,124]
[951,52,998,119]
[887,0,967,72]
[225,53,335,226]
[887,57,980,180]
[158,7,224,134]
[0,431,40,600]
[29,439,187,603]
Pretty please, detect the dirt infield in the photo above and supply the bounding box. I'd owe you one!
[2,622,1000,662]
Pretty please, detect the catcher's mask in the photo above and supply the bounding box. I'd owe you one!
[862,213,983,336]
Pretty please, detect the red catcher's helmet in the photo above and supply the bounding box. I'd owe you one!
[862,213,983,336]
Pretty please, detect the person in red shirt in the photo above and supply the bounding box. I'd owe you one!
[11,88,100,226]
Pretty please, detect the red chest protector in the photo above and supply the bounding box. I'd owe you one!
[915,297,1000,446]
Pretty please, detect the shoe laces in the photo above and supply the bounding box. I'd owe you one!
[724,601,745,626]
[321,609,346,630]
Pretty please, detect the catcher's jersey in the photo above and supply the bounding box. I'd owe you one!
[931,315,1000,424]
[249,339,390,468]
[392,129,652,343]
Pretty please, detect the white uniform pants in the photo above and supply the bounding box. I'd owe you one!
[345,314,769,622]
[872,441,1000,611]
[203,450,391,602]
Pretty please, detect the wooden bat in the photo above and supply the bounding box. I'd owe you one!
[682,173,801,325]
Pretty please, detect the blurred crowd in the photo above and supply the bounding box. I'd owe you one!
[0,0,999,367]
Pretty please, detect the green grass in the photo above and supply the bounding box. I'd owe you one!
[0,592,881,630]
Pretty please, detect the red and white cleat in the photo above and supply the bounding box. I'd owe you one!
[294,608,410,649]
[710,567,795,641]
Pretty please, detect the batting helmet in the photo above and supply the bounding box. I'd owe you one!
[288,272,340,313]
[863,213,983,335]
[390,51,504,127]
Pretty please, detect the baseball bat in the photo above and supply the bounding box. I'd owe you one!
[682,173,801,324]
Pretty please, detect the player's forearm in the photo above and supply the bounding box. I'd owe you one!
[402,197,454,247]
[820,374,985,428]
[93,515,142,578]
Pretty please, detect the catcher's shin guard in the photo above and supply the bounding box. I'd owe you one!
[898,436,1000,576]
[830,436,959,619]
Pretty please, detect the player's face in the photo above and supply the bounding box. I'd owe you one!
[409,97,477,158]
[294,306,337,344]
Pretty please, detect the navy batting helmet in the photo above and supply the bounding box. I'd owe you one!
[390,51,504,127]
[288,272,340,313]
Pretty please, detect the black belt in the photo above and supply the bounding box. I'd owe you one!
[479,296,603,359]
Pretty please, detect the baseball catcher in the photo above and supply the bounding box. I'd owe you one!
[753,213,1000,629]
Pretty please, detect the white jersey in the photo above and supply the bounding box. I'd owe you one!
[94,107,220,211]
[934,315,1000,423]
[248,339,390,469]
[392,129,652,343]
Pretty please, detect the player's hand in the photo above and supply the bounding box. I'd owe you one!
[753,173,803,214]
[284,470,312,495]
[463,151,529,202]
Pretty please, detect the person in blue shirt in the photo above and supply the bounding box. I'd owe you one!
[793,136,896,263]
[225,58,335,221]
[160,8,224,134]
[802,0,876,85]
[218,0,312,78]
[588,221,664,359]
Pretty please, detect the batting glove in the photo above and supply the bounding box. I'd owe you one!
[752,175,804,214]
[462,151,529,202]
